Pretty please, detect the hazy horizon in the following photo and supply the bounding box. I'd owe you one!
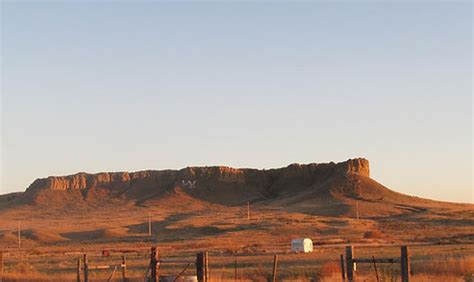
[1,2,472,203]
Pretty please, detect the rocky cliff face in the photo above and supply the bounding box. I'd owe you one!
[28,171,146,192]
[339,158,370,177]
[24,158,370,204]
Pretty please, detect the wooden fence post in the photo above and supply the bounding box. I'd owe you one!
[271,254,278,282]
[0,252,3,282]
[121,255,127,282]
[345,246,354,282]
[196,251,209,282]
[401,246,410,282]
[76,257,81,282]
[340,254,346,281]
[196,252,204,282]
[83,254,88,282]
[204,251,209,282]
[150,246,158,282]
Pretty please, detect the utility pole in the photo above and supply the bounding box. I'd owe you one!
[148,213,152,236]
[17,220,21,249]
[247,201,250,221]
[356,202,360,220]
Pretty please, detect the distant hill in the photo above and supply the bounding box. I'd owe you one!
[1,158,465,217]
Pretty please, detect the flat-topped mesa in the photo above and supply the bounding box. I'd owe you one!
[25,158,370,195]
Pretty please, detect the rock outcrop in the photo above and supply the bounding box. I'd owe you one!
[339,158,370,177]
[23,158,371,205]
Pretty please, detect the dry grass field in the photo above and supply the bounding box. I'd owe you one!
[1,243,474,281]
[1,201,473,281]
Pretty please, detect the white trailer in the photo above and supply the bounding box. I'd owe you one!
[291,238,313,253]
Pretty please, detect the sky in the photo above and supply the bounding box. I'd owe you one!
[0,1,472,203]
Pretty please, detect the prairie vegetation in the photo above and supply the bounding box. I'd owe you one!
[1,244,473,281]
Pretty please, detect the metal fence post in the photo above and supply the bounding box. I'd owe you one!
[345,246,354,282]
[340,254,346,280]
[272,254,279,282]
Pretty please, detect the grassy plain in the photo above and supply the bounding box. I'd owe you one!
[1,197,473,281]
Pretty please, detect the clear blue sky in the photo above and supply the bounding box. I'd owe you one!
[1,2,472,203]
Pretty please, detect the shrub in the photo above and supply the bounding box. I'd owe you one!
[363,230,383,239]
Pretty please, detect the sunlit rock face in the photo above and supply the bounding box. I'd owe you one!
[24,158,371,204]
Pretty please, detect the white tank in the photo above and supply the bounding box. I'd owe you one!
[291,238,313,253]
